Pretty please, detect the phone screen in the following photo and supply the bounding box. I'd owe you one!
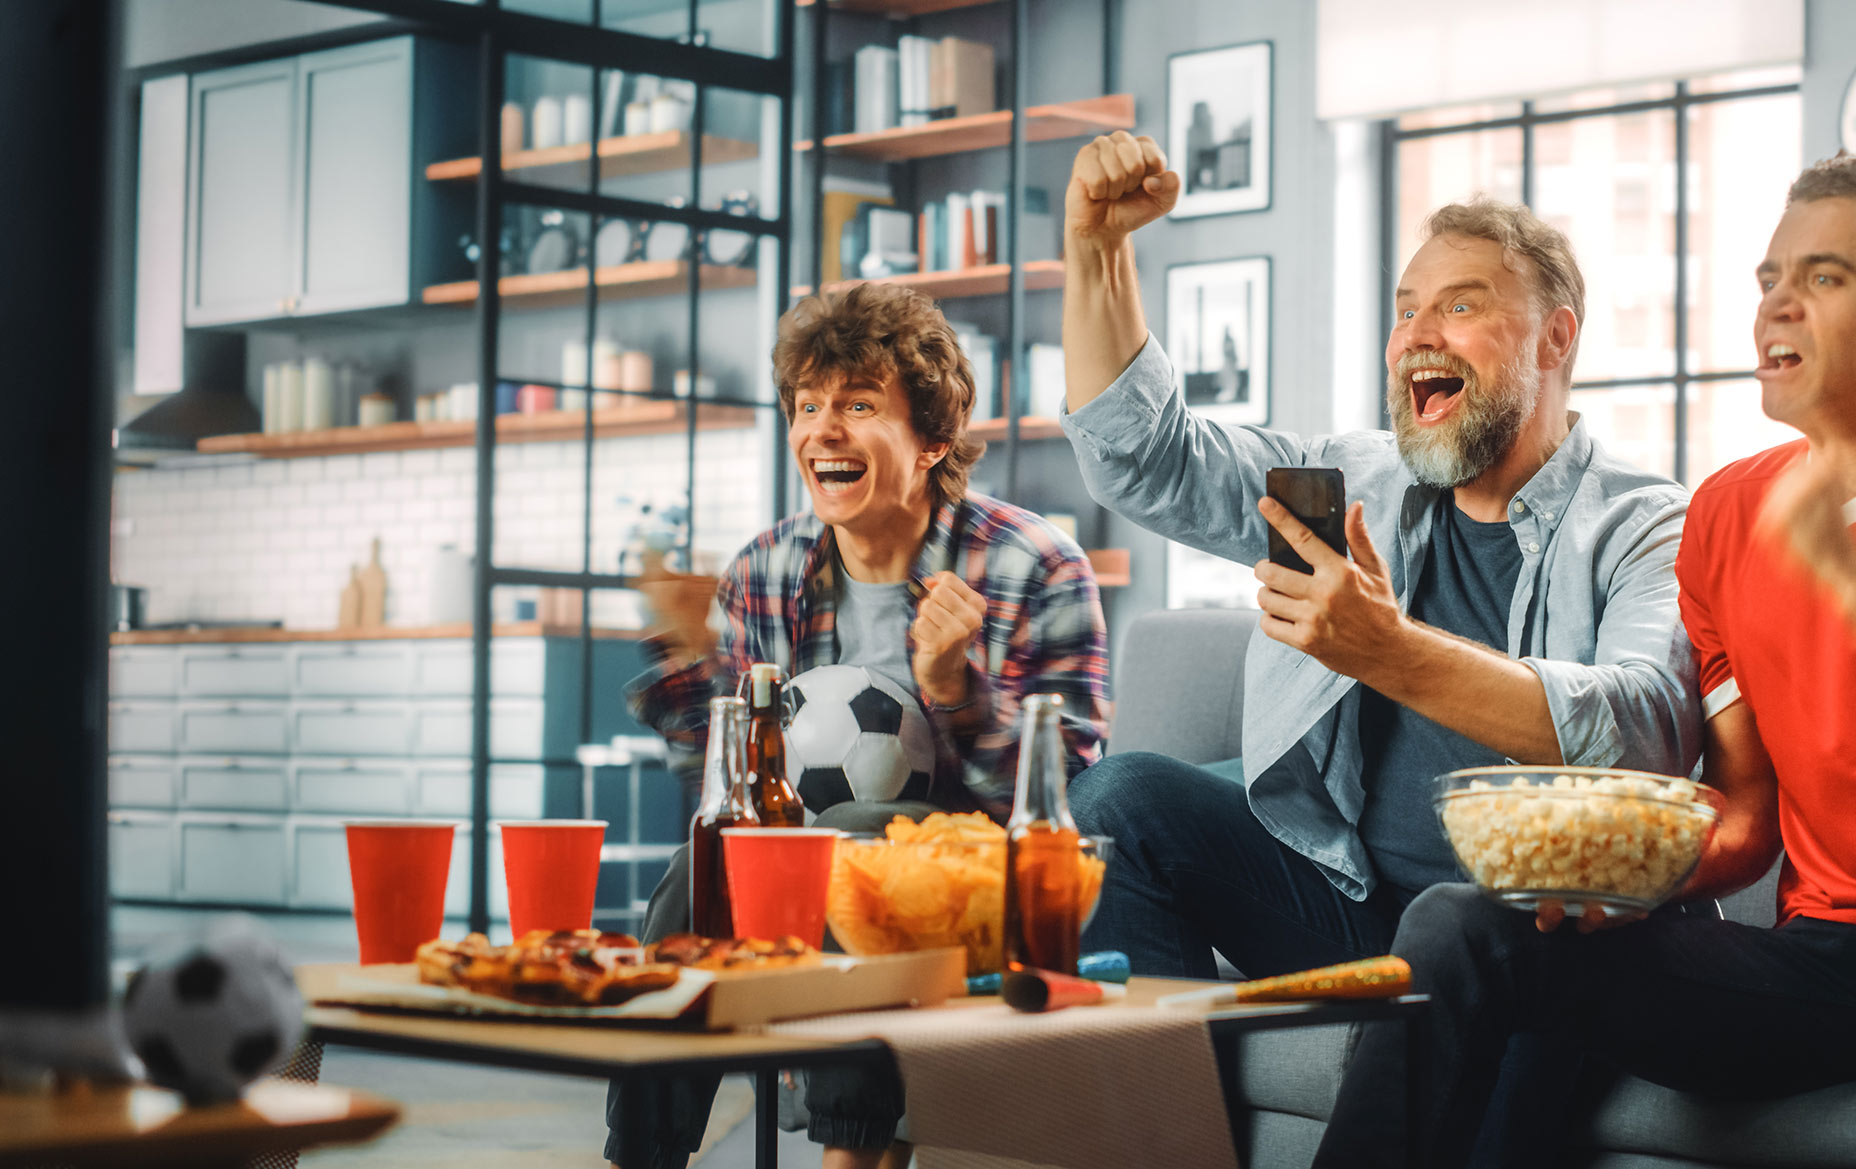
[1266,468,1347,574]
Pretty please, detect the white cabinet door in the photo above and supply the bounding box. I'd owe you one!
[444,824,507,921]
[177,816,288,905]
[109,648,179,698]
[187,58,297,325]
[412,699,545,759]
[292,38,412,314]
[176,756,291,811]
[413,762,546,819]
[288,818,354,910]
[109,813,176,901]
[109,702,177,754]
[176,702,291,755]
[109,756,176,808]
[291,702,414,756]
[178,646,291,697]
[413,639,546,697]
[134,74,189,395]
[292,758,413,815]
[291,643,414,697]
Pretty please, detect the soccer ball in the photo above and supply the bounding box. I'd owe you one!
[785,664,936,812]
[121,916,305,1104]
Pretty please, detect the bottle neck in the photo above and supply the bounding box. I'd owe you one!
[698,704,748,818]
[1009,705,1074,830]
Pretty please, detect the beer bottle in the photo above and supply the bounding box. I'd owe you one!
[1004,693,1083,974]
[744,662,805,827]
[690,696,757,939]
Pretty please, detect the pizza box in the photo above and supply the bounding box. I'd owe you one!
[300,947,967,1031]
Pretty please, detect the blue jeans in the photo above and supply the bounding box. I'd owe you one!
[1316,884,1856,1169]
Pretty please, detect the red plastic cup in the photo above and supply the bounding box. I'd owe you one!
[721,827,841,947]
[344,820,456,965]
[498,819,607,937]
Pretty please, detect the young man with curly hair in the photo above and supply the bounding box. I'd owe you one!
[606,281,1112,1169]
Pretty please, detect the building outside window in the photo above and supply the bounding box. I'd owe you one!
[1387,68,1804,485]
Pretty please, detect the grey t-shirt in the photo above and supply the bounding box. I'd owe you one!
[1357,493,1524,893]
[835,570,919,702]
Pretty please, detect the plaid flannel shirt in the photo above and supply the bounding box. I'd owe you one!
[626,492,1111,822]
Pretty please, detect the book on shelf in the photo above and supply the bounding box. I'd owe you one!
[1026,343,1066,419]
[933,37,995,120]
[898,35,935,127]
[853,45,899,135]
[949,323,998,421]
[821,180,893,284]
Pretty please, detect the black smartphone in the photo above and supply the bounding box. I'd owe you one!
[1266,467,1347,574]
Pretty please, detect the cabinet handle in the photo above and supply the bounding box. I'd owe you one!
[225,649,242,659]
[342,759,357,771]
[223,758,239,769]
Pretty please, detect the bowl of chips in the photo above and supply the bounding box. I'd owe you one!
[825,812,1109,974]
[1435,765,1724,916]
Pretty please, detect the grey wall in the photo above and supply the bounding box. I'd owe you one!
[124,0,383,68]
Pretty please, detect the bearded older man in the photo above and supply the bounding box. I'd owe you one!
[1055,131,1702,986]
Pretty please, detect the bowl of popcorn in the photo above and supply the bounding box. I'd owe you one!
[1434,766,1725,916]
[825,811,1108,974]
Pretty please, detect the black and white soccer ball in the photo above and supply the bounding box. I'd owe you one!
[785,664,936,812]
[121,916,305,1104]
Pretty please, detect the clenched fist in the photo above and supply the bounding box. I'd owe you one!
[1065,131,1181,244]
[909,571,987,708]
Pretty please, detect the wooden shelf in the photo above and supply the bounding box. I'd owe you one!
[196,400,757,459]
[797,0,1003,17]
[794,258,1062,301]
[425,130,758,185]
[796,95,1134,161]
[423,260,757,308]
[1085,548,1131,588]
[969,415,1065,442]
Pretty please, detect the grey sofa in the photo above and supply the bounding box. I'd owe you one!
[1106,607,1856,1169]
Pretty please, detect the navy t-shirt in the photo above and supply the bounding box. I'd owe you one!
[1357,493,1524,894]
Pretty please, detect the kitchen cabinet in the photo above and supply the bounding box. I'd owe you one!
[178,816,288,905]
[183,36,468,326]
[133,74,188,395]
[108,814,177,901]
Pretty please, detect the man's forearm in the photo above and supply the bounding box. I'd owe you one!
[1063,236,1149,414]
[1357,622,1565,765]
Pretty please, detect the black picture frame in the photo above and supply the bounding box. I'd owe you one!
[1167,40,1273,218]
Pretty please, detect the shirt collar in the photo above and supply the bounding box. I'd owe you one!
[800,497,963,600]
[1504,411,1592,531]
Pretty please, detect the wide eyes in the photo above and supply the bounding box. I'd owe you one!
[1397,303,1472,321]
[795,400,875,416]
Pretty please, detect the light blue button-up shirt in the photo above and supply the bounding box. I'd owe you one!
[1062,336,1703,900]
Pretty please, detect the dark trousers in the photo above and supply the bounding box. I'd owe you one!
[604,800,938,1167]
[1315,883,1856,1169]
[1069,752,1591,1168]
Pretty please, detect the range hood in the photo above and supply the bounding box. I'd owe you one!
[115,330,253,461]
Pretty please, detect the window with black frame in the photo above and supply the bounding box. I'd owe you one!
[1385,67,1806,485]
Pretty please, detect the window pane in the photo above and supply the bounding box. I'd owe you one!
[1571,384,1675,480]
[1687,92,1800,374]
[1396,101,1522,132]
[1685,378,1803,485]
[1531,82,1675,115]
[1534,110,1677,382]
[1394,128,1523,273]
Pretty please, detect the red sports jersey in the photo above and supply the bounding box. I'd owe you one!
[1677,439,1856,925]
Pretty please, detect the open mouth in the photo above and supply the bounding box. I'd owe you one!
[1409,369,1466,422]
[1761,342,1802,374]
[811,458,867,493]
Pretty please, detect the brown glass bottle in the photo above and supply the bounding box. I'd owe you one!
[744,662,805,827]
[690,696,757,939]
[1004,693,1084,975]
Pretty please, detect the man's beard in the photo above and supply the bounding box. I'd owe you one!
[1386,346,1542,489]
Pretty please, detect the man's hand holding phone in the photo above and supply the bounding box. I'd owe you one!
[1255,482,1406,680]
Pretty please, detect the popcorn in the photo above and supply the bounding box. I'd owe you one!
[1438,771,1720,910]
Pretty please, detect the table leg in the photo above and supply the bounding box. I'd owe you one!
[755,1068,780,1169]
[1404,1006,1428,1169]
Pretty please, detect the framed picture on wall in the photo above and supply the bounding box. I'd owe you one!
[1166,256,1271,427]
[1166,542,1261,611]
[1167,40,1272,218]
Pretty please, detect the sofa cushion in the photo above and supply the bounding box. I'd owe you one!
[1225,1023,1357,1121]
[1573,1072,1856,1168]
[1107,608,1259,763]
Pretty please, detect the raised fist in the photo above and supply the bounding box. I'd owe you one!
[1064,131,1180,244]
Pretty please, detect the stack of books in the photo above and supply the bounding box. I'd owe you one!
[833,186,1056,283]
[842,36,995,137]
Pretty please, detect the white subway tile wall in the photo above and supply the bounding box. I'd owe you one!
[111,428,770,631]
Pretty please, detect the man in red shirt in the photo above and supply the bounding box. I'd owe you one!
[1313,156,1856,1168]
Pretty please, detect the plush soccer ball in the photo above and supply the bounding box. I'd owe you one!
[121,917,305,1104]
[785,664,936,812]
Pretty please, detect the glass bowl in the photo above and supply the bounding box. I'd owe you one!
[1434,765,1724,916]
[825,833,1110,975]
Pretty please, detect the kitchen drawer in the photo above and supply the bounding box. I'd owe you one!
[292,758,413,815]
[291,643,414,697]
[108,756,176,808]
[109,702,177,754]
[178,646,290,697]
[413,763,545,819]
[443,823,507,921]
[176,701,290,755]
[412,699,545,760]
[177,815,287,905]
[414,639,545,697]
[291,701,414,756]
[287,818,354,910]
[108,813,176,900]
[177,756,290,812]
[109,648,178,698]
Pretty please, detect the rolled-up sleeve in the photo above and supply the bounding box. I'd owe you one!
[1524,498,1703,777]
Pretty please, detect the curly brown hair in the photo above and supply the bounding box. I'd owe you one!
[1787,151,1856,205]
[772,282,985,509]
[1423,198,1587,375]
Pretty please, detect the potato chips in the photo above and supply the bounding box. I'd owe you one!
[825,812,1107,975]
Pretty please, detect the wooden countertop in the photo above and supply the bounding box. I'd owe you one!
[110,622,645,646]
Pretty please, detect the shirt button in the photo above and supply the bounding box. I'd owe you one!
[1528,541,1541,554]
[1512,500,1527,513]
[1541,510,1553,521]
